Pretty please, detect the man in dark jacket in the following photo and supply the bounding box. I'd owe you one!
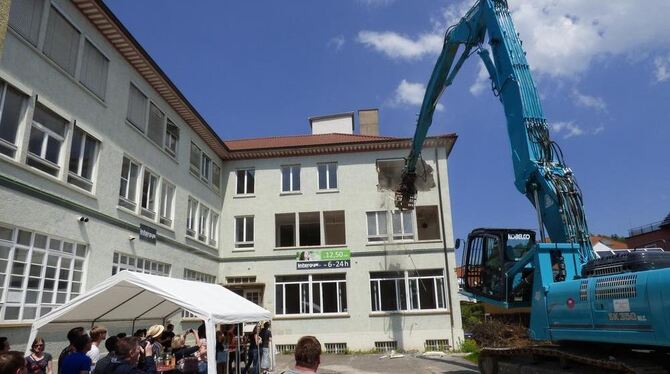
[92,336,119,374]
[57,327,85,374]
[105,337,156,374]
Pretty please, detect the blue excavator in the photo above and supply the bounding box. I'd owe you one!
[390,0,670,372]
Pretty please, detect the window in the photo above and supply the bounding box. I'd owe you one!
[366,211,413,242]
[392,211,414,240]
[0,225,86,321]
[317,162,337,190]
[186,198,198,237]
[0,83,28,158]
[118,157,139,210]
[164,120,179,157]
[208,213,219,246]
[370,269,446,312]
[67,127,98,191]
[189,143,201,176]
[126,84,147,130]
[159,181,175,227]
[147,103,164,146]
[201,154,211,183]
[236,169,254,195]
[275,274,347,315]
[212,163,221,191]
[416,206,440,240]
[27,104,67,176]
[275,211,347,248]
[140,170,158,219]
[8,0,44,46]
[281,165,300,192]
[43,6,80,76]
[184,269,216,283]
[275,213,295,247]
[366,211,388,242]
[323,211,346,245]
[235,216,254,248]
[112,252,170,277]
[79,40,109,99]
[198,206,209,241]
[299,212,320,247]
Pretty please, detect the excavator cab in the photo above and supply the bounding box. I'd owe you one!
[460,228,535,306]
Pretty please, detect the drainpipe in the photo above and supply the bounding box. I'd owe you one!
[434,146,456,349]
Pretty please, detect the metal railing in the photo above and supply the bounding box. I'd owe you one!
[629,221,663,237]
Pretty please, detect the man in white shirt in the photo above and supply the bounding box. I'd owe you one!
[86,325,107,371]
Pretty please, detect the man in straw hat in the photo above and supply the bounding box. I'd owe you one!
[145,325,165,358]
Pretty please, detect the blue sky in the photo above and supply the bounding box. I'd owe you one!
[106,0,669,244]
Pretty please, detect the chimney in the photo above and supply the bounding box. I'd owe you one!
[308,113,354,135]
[358,109,379,136]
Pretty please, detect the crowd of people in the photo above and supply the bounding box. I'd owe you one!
[0,321,293,374]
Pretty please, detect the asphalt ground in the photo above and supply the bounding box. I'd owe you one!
[272,353,478,373]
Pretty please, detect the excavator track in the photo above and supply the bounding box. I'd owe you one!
[478,346,669,374]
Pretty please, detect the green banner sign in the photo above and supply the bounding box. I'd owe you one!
[296,249,351,270]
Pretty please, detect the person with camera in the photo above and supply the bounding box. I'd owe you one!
[105,337,156,374]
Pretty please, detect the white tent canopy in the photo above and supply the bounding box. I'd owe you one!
[27,271,272,373]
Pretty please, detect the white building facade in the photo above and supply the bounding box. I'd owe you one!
[220,128,463,352]
[0,0,463,353]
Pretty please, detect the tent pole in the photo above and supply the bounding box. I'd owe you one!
[91,289,145,326]
[205,319,217,374]
[236,323,241,374]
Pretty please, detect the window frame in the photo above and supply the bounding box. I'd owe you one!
[275,274,347,316]
[186,198,198,237]
[0,81,28,159]
[140,168,159,219]
[281,164,301,193]
[392,210,414,241]
[26,104,68,177]
[236,168,255,195]
[200,153,211,183]
[164,119,179,157]
[198,205,209,242]
[159,180,176,227]
[189,142,201,177]
[0,225,87,322]
[79,38,110,100]
[118,156,140,209]
[112,252,170,277]
[234,216,254,249]
[317,162,338,191]
[369,270,446,312]
[208,213,219,246]
[67,126,99,192]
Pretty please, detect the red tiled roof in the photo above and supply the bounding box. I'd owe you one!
[590,235,628,249]
[221,133,458,160]
[224,133,400,151]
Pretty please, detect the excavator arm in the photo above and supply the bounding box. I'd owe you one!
[396,0,594,262]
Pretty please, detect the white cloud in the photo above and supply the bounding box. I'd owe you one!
[654,55,670,82]
[572,89,607,112]
[469,62,489,96]
[327,35,345,51]
[550,121,584,139]
[356,31,442,60]
[391,79,444,111]
[359,1,670,78]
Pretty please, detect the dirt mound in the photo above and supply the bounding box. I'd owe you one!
[470,320,531,348]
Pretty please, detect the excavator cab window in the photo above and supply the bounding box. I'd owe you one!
[463,232,505,300]
[462,229,535,304]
